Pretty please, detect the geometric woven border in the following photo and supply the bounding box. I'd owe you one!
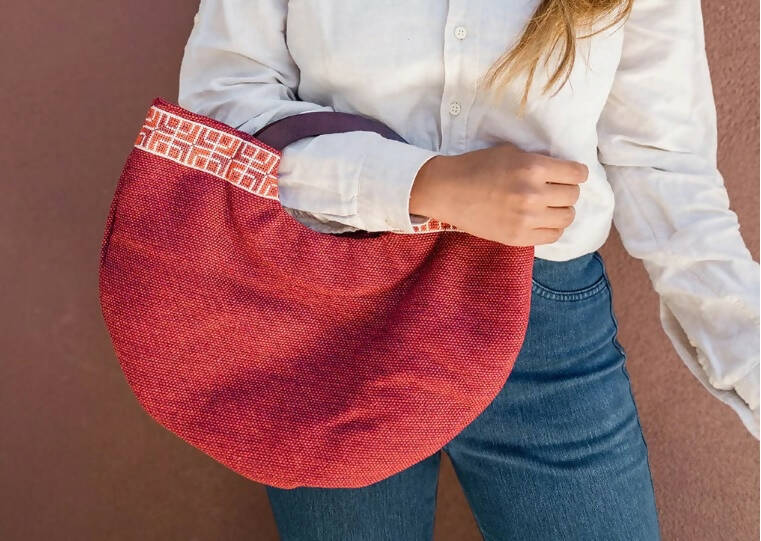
[135,106,281,200]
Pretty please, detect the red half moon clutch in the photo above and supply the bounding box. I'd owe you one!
[98,97,534,488]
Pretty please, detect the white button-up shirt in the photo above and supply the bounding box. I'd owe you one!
[178,0,760,437]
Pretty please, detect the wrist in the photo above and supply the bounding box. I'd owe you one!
[409,154,459,220]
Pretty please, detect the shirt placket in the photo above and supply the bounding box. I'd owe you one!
[441,0,480,154]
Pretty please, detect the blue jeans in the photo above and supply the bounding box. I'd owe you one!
[265,250,661,540]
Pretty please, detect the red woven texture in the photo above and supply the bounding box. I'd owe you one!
[99,98,535,488]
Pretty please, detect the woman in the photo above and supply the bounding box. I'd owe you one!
[178,0,759,538]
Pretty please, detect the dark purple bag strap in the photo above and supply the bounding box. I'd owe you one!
[252,111,408,150]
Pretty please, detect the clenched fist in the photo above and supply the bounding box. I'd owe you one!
[410,141,589,246]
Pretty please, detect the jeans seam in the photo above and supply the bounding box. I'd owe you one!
[602,259,661,537]
[530,276,608,301]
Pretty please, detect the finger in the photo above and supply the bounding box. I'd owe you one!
[538,156,589,184]
[532,227,565,245]
[544,182,581,207]
[537,205,575,229]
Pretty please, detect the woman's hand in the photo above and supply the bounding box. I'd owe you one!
[410,141,589,246]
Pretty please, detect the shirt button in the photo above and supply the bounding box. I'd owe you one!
[448,101,461,116]
[454,26,468,40]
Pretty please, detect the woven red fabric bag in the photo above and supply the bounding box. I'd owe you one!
[99,97,534,488]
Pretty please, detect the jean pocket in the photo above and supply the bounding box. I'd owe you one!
[531,251,609,302]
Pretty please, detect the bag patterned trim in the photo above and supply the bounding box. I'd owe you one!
[136,105,281,199]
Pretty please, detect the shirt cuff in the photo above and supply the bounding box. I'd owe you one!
[276,130,440,234]
[658,297,761,439]
[356,132,441,233]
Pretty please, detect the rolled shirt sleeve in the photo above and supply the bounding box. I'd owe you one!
[596,0,760,437]
[178,0,439,233]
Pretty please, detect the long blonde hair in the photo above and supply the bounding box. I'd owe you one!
[481,0,633,115]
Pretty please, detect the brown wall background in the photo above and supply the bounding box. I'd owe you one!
[1,1,758,539]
